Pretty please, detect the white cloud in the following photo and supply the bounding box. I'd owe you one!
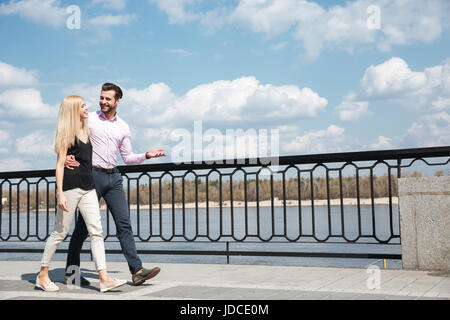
[230,0,321,37]
[123,82,175,121]
[65,77,327,160]
[366,135,393,150]
[142,127,174,143]
[166,48,194,56]
[0,62,38,88]
[91,0,128,11]
[0,0,67,27]
[149,0,199,24]
[334,100,370,121]
[335,57,450,120]
[0,61,56,120]
[360,57,427,99]
[432,97,450,110]
[15,130,54,156]
[269,42,288,51]
[87,13,136,28]
[402,112,450,147]
[120,76,327,127]
[0,88,55,119]
[361,112,450,150]
[61,83,101,109]
[82,13,137,39]
[0,157,30,172]
[233,0,449,60]
[282,124,347,154]
[150,0,450,61]
[0,129,12,154]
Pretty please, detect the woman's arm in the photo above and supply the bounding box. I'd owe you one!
[56,148,69,212]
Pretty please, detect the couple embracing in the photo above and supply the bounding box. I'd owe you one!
[36,83,166,292]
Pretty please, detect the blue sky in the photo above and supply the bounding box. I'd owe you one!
[0,0,449,171]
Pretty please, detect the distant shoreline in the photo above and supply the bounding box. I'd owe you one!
[104,197,399,210]
[3,197,399,213]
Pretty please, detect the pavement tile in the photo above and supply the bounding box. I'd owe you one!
[353,293,389,300]
[145,285,215,299]
[417,296,449,300]
[7,296,81,300]
[0,280,34,292]
[324,292,362,300]
[382,295,418,300]
[0,260,449,300]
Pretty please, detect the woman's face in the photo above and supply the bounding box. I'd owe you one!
[80,101,88,120]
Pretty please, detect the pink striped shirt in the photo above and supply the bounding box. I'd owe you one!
[88,111,146,169]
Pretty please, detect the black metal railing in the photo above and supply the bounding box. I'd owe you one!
[1,146,449,263]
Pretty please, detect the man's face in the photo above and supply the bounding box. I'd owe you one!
[99,90,120,114]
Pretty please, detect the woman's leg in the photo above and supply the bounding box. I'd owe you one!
[65,173,105,273]
[77,189,128,292]
[77,189,112,282]
[39,189,81,284]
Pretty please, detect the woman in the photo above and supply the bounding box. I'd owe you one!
[36,95,127,293]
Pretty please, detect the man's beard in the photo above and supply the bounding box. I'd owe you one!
[101,104,115,113]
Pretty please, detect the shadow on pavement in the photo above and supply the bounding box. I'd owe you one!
[21,267,104,292]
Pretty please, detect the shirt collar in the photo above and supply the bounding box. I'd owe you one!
[97,110,118,122]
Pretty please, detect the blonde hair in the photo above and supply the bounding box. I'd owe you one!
[53,95,87,154]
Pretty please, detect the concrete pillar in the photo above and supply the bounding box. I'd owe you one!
[398,176,450,271]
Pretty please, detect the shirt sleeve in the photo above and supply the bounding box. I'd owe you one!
[119,123,147,165]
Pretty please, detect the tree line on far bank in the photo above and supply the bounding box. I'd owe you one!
[2,170,446,210]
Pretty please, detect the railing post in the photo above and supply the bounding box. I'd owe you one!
[399,176,450,271]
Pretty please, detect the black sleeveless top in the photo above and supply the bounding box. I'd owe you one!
[63,138,95,191]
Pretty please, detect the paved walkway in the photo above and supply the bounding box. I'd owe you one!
[0,260,449,300]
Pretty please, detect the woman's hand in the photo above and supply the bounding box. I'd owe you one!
[57,192,69,212]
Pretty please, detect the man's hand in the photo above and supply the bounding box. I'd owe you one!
[145,148,167,159]
[65,155,80,170]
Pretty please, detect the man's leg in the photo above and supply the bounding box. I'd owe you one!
[103,172,143,275]
[65,211,89,271]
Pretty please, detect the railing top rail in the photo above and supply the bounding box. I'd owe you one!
[1,145,449,179]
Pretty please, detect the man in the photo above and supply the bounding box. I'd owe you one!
[64,83,166,286]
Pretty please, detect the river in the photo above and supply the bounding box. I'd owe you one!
[0,204,402,269]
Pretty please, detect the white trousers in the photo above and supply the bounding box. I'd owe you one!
[41,188,107,271]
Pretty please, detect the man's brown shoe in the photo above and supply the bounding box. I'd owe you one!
[132,267,161,286]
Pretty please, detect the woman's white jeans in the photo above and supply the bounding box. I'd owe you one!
[41,188,107,271]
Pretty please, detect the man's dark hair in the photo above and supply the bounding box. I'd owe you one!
[102,83,123,100]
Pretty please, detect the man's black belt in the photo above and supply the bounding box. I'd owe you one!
[92,167,119,174]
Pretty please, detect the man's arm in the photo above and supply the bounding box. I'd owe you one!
[119,135,147,165]
[120,136,167,164]
[119,124,167,164]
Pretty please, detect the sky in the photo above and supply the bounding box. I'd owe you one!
[0,0,449,172]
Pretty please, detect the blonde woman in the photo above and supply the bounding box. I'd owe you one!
[36,95,127,293]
